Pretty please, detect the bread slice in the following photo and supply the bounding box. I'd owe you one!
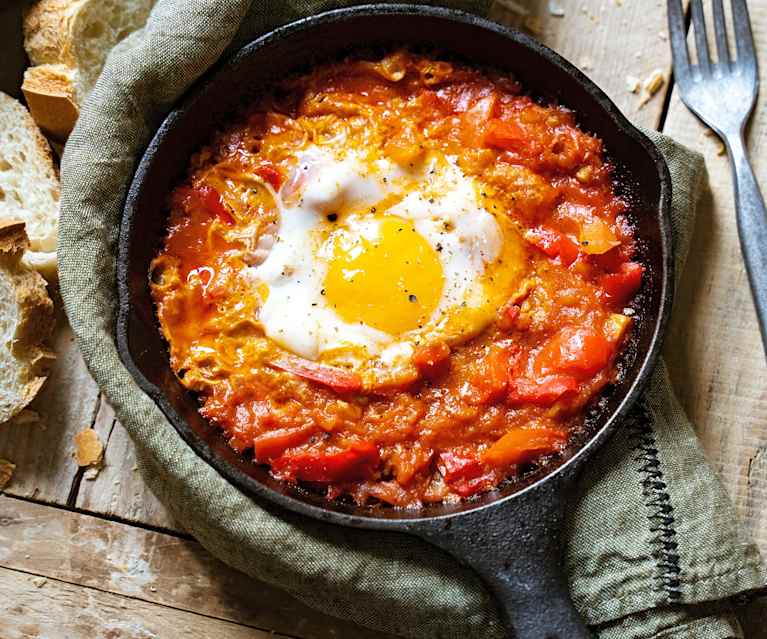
[0,92,59,279]
[0,221,55,425]
[23,0,155,140]
[22,64,79,144]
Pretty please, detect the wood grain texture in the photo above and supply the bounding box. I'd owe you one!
[75,398,180,531]
[659,2,767,633]
[0,566,291,639]
[0,496,394,639]
[0,307,100,504]
[661,0,767,557]
[489,0,674,129]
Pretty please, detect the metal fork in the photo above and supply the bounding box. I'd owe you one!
[668,0,767,354]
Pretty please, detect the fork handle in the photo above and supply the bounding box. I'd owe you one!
[727,131,767,355]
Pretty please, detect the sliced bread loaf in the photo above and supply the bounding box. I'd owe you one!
[0,221,55,425]
[0,92,59,278]
[22,0,155,141]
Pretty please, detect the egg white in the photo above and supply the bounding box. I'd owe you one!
[246,144,509,378]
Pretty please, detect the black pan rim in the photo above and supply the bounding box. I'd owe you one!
[116,3,674,530]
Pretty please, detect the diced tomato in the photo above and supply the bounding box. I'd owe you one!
[483,427,567,467]
[534,327,613,379]
[253,425,316,463]
[417,89,443,112]
[272,442,379,483]
[579,219,620,255]
[461,94,498,145]
[195,185,234,225]
[268,356,362,393]
[464,343,518,405]
[437,451,497,497]
[413,341,451,380]
[524,226,580,266]
[483,117,526,151]
[507,374,579,407]
[599,262,644,307]
[497,302,521,332]
[255,164,284,190]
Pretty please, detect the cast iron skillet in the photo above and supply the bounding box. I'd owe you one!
[116,6,673,638]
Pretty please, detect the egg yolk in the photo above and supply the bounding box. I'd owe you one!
[324,217,444,335]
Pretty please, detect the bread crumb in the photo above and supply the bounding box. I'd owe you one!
[626,76,641,93]
[83,466,101,480]
[579,57,593,71]
[74,429,103,467]
[0,459,15,490]
[639,69,666,107]
[548,0,565,17]
[31,577,47,588]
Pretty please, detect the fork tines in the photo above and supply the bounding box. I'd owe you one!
[668,0,756,80]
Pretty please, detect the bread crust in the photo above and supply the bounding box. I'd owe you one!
[0,221,55,424]
[22,65,79,143]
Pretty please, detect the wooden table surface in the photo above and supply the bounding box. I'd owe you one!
[1,0,766,637]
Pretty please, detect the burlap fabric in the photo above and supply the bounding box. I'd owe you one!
[58,1,767,637]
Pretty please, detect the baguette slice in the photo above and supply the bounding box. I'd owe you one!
[0,92,59,279]
[0,221,55,425]
[23,0,154,140]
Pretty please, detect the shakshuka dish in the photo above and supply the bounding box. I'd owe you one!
[150,51,644,507]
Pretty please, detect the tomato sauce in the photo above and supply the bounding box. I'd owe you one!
[151,52,642,507]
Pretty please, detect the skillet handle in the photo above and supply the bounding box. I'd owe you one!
[414,476,591,639]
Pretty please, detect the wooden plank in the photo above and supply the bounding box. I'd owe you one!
[661,2,767,558]
[75,399,180,531]
[489,0,673,129]
[0,307,100,505]
[0,566,292,639]
[0,496,394,639]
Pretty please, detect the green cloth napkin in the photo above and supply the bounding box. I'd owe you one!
[58,1,767,637]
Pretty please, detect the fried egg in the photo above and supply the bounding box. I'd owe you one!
[247,144,526,386]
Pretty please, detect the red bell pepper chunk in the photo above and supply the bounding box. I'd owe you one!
[507,374,579,407]
[534,327,613,379]
[268,355,363,393]
[253,425,316,463]
[195,185,235,225]
[272,442,380,483]
[255,164,284,190]
[437,451,496,497]
[524,226,580,267]
[438,451,485,483]
[413,341,451,380]
[599,261,644,307]
[483,117,526,151]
